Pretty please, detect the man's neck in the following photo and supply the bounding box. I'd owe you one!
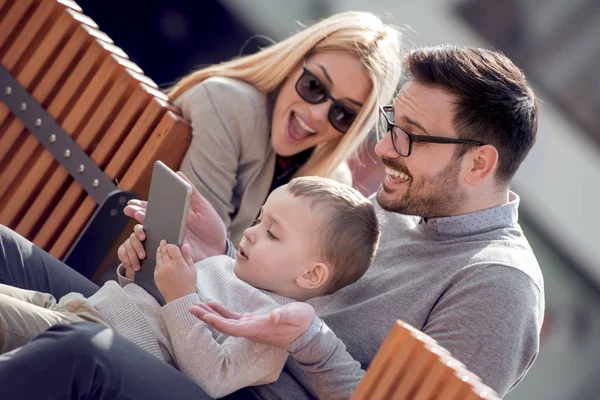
[456,188,510,216]
[435,186,510,218]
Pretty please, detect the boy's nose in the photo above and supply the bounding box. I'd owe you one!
[244,227,257,244]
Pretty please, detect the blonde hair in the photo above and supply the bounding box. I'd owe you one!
[286,176,380,295]
[168,11,402,178]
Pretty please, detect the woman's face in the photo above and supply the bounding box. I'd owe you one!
[271,51,372,156]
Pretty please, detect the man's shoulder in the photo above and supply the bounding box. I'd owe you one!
[474,226,544,292]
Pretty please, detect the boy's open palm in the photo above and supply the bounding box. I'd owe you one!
[189,301,316,349]
[155,241,197,304]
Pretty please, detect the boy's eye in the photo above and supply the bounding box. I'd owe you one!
[267,230,278,240]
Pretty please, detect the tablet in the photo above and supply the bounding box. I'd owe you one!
[134,160,192,305]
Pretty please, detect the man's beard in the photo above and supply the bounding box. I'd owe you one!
[376,157,468,218]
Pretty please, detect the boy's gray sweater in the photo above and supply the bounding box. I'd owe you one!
[87,256,294,398]
[251,193,544,399]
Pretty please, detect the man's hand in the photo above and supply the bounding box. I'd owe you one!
[123,171,227,263]
[189,301,315,349]
[117,224,147,279]
[155,241,197,304]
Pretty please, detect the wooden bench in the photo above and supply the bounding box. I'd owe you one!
[352,320,501,400]
[0,0,191,278]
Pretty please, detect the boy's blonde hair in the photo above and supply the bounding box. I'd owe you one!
[287,177,379,295]
[168,11,402,180]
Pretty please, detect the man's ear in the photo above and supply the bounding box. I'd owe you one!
[463,144,498,186]
[296,262,331,291]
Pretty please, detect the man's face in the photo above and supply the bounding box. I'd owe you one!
[375,80,468,218]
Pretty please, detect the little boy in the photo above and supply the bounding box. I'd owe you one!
[0,176,379,398]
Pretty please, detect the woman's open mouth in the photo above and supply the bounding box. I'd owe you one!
[286,112,317,143]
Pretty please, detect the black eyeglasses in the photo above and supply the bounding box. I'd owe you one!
[378,105,486,157]
[295,64,358,134]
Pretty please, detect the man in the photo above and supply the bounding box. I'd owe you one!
[190,44,544,398]
[0,45,543,399]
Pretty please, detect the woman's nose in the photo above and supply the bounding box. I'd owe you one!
[308,101,331,124]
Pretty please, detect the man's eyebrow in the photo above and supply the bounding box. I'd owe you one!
[317,64,364,108]
[401,115,430,135]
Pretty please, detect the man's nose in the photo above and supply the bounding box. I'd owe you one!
[375,131,400,159]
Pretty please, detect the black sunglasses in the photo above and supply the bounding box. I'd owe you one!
[295,65,358,134]
[379,105,486,157]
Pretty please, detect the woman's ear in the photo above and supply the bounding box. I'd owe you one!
[296,262,331,291]
[463,144,499,186]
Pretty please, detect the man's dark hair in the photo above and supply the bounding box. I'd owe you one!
[404,45,538,183]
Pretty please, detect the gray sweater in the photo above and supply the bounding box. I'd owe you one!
[88,256,294,398]
[250,192,544,399]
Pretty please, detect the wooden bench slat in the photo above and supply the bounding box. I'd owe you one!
[103,98,166,182]
[352,322,411,400]
[462,382,502,400]
[410,350,458,400]
[436,370,473,399]
[57,0,82,13]
[118,110,191,197]
[0,0,13,23]
[369,331,423,399]
[34,69,141,250]
[0,11,81,200]
[1,1,60,73]
[390,343,444,399]
[0,41,105,229]
[0,0,36,52]
[50,110,190,260]
[412,359,455,400]
[0,9,77,125]
[0,24,96,200]
[34,85,154,257]
[45,97,167,258]
[93,85,156,169]
[32,56,128,248]
[0,0,46,168]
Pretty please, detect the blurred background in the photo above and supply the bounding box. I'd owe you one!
[75,0,600,398]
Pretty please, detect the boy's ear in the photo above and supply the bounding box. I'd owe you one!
[296,262,331,291]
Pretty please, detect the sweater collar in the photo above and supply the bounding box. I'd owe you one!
[421,191,520,235]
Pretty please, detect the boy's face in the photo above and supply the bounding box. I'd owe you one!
[234,186,326,297]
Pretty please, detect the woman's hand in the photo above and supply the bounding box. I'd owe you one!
[117,224,147,279]
[189,301,316,349]
[124,172,228,263]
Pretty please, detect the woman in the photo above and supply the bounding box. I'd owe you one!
[165,11,402,243]
[0,11,402,400]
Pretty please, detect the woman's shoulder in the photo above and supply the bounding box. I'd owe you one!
[179,76,267,109]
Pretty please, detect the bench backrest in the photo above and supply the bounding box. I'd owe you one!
[352,320,501,400]
[0,0,191,267]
